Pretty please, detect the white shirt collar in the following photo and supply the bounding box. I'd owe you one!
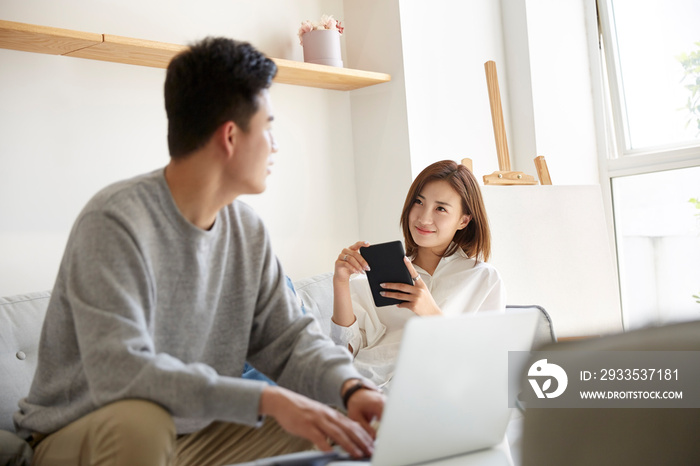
[412,244,470,276]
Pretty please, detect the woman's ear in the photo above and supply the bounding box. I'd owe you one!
[458,215,472,230]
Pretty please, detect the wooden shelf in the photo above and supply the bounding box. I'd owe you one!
[0,20,102,55]
[271,58,390,91]
[67,34,187,69]
[0,20,391,91]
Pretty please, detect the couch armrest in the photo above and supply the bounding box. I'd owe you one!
[0,430,33,466]
[0,291,51,432]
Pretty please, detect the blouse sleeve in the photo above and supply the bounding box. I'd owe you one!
[329,275,387,356]
[330,319,364,357]
[478,269,507,313]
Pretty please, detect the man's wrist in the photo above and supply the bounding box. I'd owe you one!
[341,378,379,409]
[259,385,283,416]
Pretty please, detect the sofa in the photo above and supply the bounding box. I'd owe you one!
[0,272,343,464]
[0,271,555,464]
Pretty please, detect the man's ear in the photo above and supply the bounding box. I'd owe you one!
[458,215,472,230]
[216,121,238,157]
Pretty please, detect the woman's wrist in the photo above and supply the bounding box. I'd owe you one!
[332,280,356,326]
[333,274,352,287]
[331,315,357,327]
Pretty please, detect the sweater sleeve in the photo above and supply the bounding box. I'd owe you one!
[239,226,363,408]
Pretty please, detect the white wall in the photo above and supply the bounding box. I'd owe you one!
[395,0,602,186]
[499,0,601,185]
[343,0,413,243]
[0,0,360,295]
[0,50,169,295]
[399,0,510,181]
[523,0,600,185]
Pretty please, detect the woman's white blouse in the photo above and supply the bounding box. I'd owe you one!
[329,248,506,389]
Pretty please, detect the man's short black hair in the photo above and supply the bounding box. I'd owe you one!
[164,37,277,159]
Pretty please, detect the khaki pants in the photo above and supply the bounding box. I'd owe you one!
[31,399,313,466]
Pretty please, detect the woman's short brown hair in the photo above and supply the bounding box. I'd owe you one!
[400,160,491,262]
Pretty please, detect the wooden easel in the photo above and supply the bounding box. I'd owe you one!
[478,60,552,186]
[534,155,552,185]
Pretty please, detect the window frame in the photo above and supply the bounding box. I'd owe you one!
[593,0,700,329]
[596,0,700,179]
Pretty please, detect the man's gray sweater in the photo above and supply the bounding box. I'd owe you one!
[14,169,360,437]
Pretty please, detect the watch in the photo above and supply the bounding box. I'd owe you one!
[342,380,379,409]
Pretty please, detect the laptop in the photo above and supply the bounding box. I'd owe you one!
[236,309,539,466]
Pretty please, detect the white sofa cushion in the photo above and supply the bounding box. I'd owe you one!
[293,272,334,336]
[0,292,50,432]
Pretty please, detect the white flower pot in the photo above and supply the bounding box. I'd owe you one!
[302,29,343,67]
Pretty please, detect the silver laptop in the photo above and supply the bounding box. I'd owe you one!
[237,309,538,466]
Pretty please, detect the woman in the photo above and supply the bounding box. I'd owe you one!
[330,160,506,389]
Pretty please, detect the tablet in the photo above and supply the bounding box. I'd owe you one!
[360,241,414,307]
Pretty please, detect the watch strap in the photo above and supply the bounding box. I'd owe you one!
[342,380,377,409]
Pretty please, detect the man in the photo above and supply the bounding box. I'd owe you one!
[14,37,384,465]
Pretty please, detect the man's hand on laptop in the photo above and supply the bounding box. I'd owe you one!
[341,378,385,439]
[259,385,374,458]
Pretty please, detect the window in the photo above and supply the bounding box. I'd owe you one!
[602,0,700,155]
[598,0,700,328]
[612,166,700,329]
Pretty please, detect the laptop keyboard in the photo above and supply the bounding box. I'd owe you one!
[233,449,371,466]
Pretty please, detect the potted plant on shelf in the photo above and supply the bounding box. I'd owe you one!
[298,14,344,67]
